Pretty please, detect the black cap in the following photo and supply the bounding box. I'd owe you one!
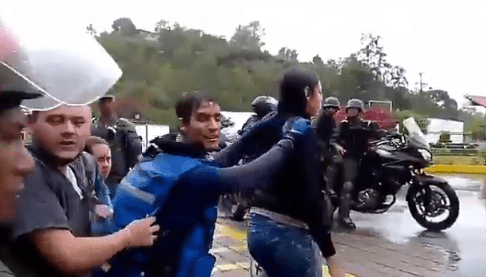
[0,91,42,112]
[99,94,115,101]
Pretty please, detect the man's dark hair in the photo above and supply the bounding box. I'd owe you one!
[85,136,109,154]
[176,91,216,124]
[278,68,319,117]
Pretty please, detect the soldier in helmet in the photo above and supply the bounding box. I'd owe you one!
[239,96,278,136]
[91,95,143,199]
[313,97,346,211]
[335,99,380,229]
[314,97,346,171]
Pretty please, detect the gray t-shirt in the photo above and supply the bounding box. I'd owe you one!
[5,147,95,276]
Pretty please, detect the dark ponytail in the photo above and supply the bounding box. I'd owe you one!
[278,68,319,117]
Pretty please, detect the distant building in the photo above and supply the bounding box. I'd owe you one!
[425,118,464,144]
[137,29,159,41]
[135,124,170,152]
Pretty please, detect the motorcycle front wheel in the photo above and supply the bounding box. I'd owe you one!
[407,182,460,231]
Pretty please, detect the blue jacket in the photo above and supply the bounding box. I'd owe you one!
[105,136,295,277]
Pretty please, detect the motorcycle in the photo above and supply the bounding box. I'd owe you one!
[329,117,460,231]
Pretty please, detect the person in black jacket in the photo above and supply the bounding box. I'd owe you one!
[335,99,380,230]
[239,96,278,137]
[231,96,278,221]
[314,97,345,175]
[246,69,345,277]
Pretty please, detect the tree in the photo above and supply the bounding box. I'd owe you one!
[357,33,407,88]
[289,49,298,61]
[229,21,265,51]
[86,24,98,36]
[425,89,459,119]
[427,89,450,104]
[157,23,189,61]
[277,47,299,62]
[388,87,412,111]
[465,116,486,141]
[438,132,451,143]
[95,19,448,131]
[394,110,431,133]
[312,55,324,65]
[154,20,169,32]
[112,18,137,36]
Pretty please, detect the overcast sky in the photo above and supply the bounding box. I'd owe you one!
[2,0,484,106]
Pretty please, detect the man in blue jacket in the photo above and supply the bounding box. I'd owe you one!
[106,91,309,277]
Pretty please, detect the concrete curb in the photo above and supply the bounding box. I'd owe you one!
[425,164,486,174]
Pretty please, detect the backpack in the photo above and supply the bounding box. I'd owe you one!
[104,152,216,277]
[116,118,142,169]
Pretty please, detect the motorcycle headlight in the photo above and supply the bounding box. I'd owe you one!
[418,149,432,162]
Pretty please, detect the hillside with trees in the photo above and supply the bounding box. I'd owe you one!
[88,18,485,138]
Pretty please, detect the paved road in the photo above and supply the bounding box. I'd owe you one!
[213,174,486,277]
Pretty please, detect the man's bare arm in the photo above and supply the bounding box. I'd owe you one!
[31,217,159,276]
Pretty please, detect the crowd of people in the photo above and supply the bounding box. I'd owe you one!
[0,16,383,277]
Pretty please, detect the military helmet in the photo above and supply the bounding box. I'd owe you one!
[252,96,278,107]
[323,97,340,108]
[346,98,364,112]
[252,96,278,117]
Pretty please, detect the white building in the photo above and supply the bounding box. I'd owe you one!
[135,124,170,151]
[220,111,255,141]
[425,118,464,144]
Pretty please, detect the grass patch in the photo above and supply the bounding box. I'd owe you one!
[433,155,484,166]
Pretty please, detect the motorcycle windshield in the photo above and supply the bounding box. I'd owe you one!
[403,117,430,150]
[0,7,122,110]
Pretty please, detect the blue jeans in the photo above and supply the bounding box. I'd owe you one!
[248,213,322,277]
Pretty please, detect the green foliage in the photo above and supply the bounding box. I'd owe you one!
[93,18,470,128]
[479,148,486,165]
[112,18,138,36]
[465,116,486,141]
[393,110,430,133]
[230,21,265,51]
[439,132,451,143]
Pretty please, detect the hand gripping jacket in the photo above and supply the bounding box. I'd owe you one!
[104,152,218,277]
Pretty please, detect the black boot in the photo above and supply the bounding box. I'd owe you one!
[338,182,356,230]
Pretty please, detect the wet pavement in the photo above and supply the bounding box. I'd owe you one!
[339,174,486,276]
[353,174,486,277]
[214,174,486,276]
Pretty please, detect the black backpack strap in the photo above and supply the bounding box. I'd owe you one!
[81,152,97,180]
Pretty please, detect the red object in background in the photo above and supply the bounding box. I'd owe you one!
[0,26,19,62]
[333,106,399,129]
[90,96,145,120]
[465,95,486,108]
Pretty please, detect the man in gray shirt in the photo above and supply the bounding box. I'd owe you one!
[6,105,159,277]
